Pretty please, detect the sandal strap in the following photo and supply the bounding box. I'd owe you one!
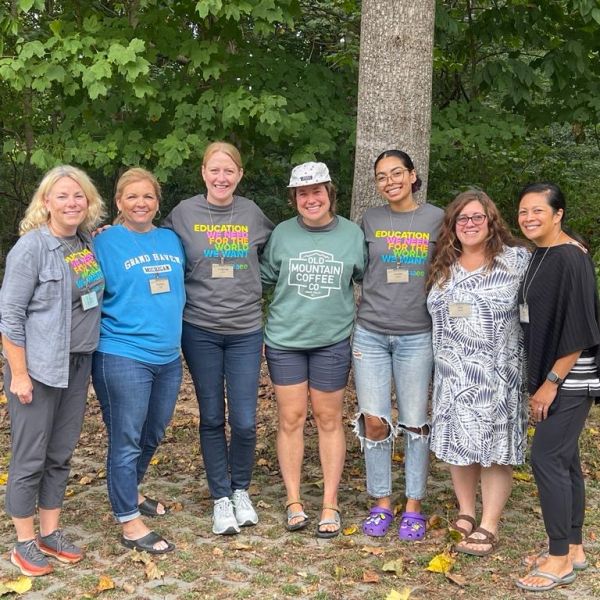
[286,500,303,510]
[464,526,496,544]
[322,505,339,514]
[455,514,477,528]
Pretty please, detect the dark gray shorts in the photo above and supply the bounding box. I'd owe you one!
[265,338,351,392]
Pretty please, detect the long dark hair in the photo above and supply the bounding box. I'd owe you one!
[427,189,521,290]
[374,149,422,194]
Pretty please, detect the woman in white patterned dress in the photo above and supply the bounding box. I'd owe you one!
[427,190,530,556]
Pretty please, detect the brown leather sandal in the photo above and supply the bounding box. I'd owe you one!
[450,514,477,538]
[454,526,498,557]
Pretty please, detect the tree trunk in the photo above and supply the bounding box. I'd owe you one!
[351,1,436,222]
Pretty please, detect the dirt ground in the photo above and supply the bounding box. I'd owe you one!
[0,365,599,599]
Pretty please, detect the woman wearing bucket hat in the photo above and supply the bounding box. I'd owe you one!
[261,162,366,538]
[352,149,443,541]
[163,142,274,536]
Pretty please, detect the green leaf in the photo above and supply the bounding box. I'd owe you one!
[18,0,35,12]
[195,0,223,19]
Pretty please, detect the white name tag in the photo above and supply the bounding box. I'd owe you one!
[149,277,171,295]
[519,303,529,323]
[212,263,234,279]
[81,291,98,311]
[449,302,472,318]
[387,268,409,283]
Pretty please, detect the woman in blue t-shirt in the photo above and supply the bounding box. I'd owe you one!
[92,168,186,555]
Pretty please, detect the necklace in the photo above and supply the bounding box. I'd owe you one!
[388,203,419,268]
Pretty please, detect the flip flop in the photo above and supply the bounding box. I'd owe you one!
[362,507,394,537]
[138,497,170,518]
[316,506,341,539]
[285,500,310,532]
[515,569,576,592]
[454,526,498,557]
[522,549,588,571]
[120,531,175,554]
[398,511,426,541]
[450,514,477,538]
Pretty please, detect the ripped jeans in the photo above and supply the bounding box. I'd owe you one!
[352,324,433,500]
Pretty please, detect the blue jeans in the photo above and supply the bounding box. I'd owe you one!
[92,352,182,522]
[181,322,263,499]
[352,324,433,500]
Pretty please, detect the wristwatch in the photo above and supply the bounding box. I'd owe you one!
[546,371,564,385]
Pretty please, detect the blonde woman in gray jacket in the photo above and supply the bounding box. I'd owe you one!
[0,166,105,577]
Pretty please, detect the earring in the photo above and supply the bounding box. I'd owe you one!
[154,209,162,221]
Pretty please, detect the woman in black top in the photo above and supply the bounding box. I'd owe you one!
[515,182,600,592]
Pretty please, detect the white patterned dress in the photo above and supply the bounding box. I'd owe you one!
[427,245,530,466]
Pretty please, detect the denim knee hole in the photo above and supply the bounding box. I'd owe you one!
[353,412,394,451]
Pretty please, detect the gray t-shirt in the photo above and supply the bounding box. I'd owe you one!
[163,194,274,334]
[59,235,105,353]
[357,202,444,335]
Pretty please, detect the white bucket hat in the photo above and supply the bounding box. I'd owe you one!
[287,162,331,188]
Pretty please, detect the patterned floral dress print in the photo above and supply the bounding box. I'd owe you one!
[427,245,530,466]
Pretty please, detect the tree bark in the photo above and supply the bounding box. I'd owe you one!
[351,1,436,221]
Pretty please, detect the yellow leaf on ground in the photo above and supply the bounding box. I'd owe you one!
[232,542,252,551]
[342,524,358,536]
[362,569,380,583]
[0,473,8,485]
[386,588,412,600]
[361,545,385,556]
[79,475,93,485]
[0,393,7,404]
[588,427,598,435]
[428,514,442,529]
[527,426,536,438]
[145,561,164,580]
[4,576,32,594]
[64,487,75,497]
[149,457,159,465]
[427,552,455,574]
[382,559,405,576]
[513,471,533,482]
[256,500,271,509]
[96,575,115,593]
[130,550,152,564]
[392,453,404,463]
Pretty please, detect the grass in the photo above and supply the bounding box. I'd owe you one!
[0,369,599,599]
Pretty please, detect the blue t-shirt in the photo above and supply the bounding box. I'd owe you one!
[94,225,186,364]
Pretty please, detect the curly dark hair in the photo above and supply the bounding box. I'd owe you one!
[427,189,523,290]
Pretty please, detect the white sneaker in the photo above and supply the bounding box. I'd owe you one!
[231,489,259,527]
[212,497,240,535]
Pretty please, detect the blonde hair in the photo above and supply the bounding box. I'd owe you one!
[113,168,161,225]
[202,141,243,170]
[19,165,105,236]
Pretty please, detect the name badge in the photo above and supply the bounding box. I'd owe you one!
[387,268,409,284]
[81,291,98,311]
[212,263,234,279]
[449,302,472,318]
[149,277,171,295]
[519,303,529,323]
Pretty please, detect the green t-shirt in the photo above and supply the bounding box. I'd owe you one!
[261,216,366,350]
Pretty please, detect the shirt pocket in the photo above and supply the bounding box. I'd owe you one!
[36,268,64,302]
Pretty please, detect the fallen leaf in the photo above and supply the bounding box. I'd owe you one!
[588,427,599,435]
[95,575,115,593]
[527,426,535,438]
[2,576,32,594]
[382,558,405,576]
[256,500,271,509]
[149,457,160,465]
[257,458,269,467]
[334,565,344,580]
[361,545,385,556]
[445,572,467,586]
[297,571,308,578]
[0,473,8,485]
[392,452,404,463]
[169,501,184,512]
[342,524,358,536]
[212,547,224,556]
[513,471,533,482]
[97,469,106,479]
[0,393,6,404]
[362,569,380,583]
[427,552,455,574]
[447,528,463,542]
[130,550,152,564]
[428,514,442,529]
[64,487,75,497]
[145,560,164,580]
[310,478,324,489]
[393,503,403,516]
[79,475,93,485]
[386,588,412,600]
[232,542,252,551]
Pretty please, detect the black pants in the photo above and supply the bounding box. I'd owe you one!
[530,391,593,555]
